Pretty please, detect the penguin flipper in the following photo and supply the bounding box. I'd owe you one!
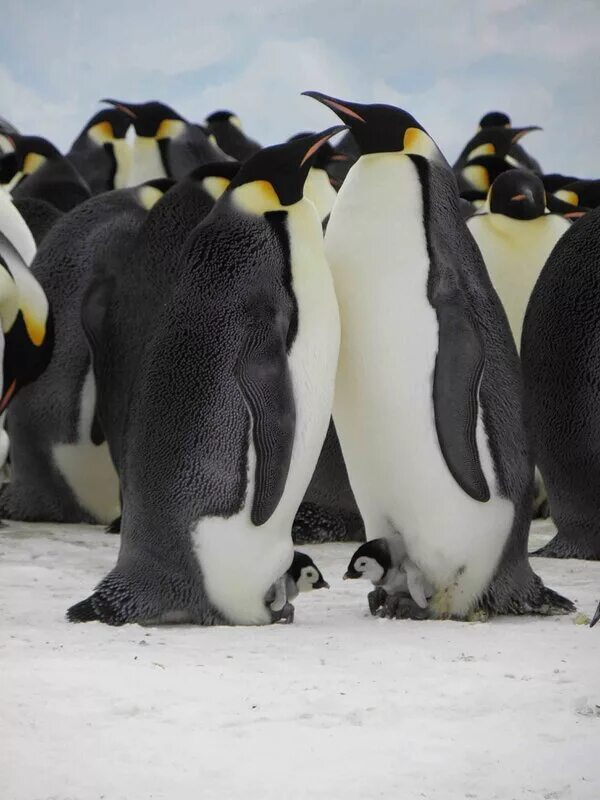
[433,303,490,503]
[235,319,296,527]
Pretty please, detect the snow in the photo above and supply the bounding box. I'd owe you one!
[1,519,599,800]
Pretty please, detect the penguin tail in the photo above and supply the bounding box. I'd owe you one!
[66,592,126,625]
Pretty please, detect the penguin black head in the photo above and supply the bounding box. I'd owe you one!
[77,108,131,144]
[205,110,242,128]
[303,91,443,162]
[556,180,600,211]
[343,538,392,584]
[286,131,349,172]
[0,255,54,413]
[1,135,62,178]
[102,99,186,139]
[460,154,513,193]
[288,551,329,592]
[458,125,541,168]
[488,169,546,220]
[479,111,511,129]
[186,160,241,200]
[227,126,346,207]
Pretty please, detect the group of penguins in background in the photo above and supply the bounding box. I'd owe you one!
[1,90,600,629]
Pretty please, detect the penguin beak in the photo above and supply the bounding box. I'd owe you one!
[101,99,138,119]
[330,153,350,162]
[314,578,330,590]
[510,126,541,143]
[298,126,348,167]
[302,91,367,125]
[510,193,528,202]
[343,568,360,580]
[590,602,600,628]
[0,379,17,414]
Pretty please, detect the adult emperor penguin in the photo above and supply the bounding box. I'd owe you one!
[102,99,227,183]
[477,111,542,173]
[66,108,132,193]
[0,181,169,523]
[67,128,343,626]
[304,91,573,618]
[522,206,600,560]
[467,170,570,351]
[204,110,261,161]
[453,124,541,175]
[7,135,91,211]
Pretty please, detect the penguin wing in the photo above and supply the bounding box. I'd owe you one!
[81,276,114,446]
[235,317,296,527]
[433,302,490,502]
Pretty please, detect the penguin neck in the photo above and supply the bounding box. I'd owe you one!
[112,139,132,189]
[303,167,336,221]
[130,137,169,184]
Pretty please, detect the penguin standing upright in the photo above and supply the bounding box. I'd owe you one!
[304,91,572,619]
[1,182,170,524]
[67,108,132,193]
[287,132,338,223]
[67,128,343,627]
[204,110,261,161]
[467,170,570,351]
[102,99,227,183]
[522,206,600,560]
[477,111,542,173]
[453,124,541,176]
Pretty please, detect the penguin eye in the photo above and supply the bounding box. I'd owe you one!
[306,570,314,579]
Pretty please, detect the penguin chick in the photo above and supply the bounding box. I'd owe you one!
[266,551,330,623]
[343,538,432,616]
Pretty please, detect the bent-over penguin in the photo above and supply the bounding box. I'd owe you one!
[67,128,343,626]
[204,110,261,161]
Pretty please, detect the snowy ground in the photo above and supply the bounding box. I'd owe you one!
[1,520,599,800]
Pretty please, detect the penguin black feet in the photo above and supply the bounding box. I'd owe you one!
[367,587,387,616]
[270,602,295,624]
[375,592,431,621]
[483,563,575,616]
[67,593,126,625]
[532,532,600,561]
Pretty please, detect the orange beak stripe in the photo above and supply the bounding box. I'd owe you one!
[0,379,17,414]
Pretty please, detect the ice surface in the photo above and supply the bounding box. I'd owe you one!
[2,520,599,800]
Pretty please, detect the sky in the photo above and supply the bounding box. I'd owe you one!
[2,0,599,175]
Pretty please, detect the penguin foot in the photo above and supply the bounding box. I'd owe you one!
[106,515,121,534]
[532,533,600,560]
[483,565,575,616]
[270,602,295,624]
[376,593,430,620]
[67,593,126,625]
[367,587,387,616]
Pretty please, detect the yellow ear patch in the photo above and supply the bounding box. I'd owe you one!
[208,133,219,148]
[22,309,46,346]
[137,185,165,210]
[202,176,231,201]
[403,128,439,160]
[462,164,490,192]
[555,189,579,206]
[467,143,495,160]
[88,121,114,145]
[23,152,46,175]
[230,116,243,131]
[156,119,186,140]
[232,180,285,214]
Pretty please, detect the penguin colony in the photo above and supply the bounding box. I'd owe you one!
[1,94,599,628]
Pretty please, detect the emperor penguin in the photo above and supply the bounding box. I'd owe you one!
[477,111,542,173]
[287,132,338,223]
[304,91,573,619]
[66,108,132,193]
[467,169,570,351]
[67,128,343,626]
[7,135,91,212]
[554,180,600,212]
[0,181,170,524]
[522,206,600,560]
[453,124,541,175]
[102,99,227,183]
[204,110,261,161]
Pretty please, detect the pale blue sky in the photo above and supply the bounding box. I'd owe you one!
[2,0,599,174]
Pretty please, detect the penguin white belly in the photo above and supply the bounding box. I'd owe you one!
[468,214,569,351]
[129,138,167,185]
[53,368,120,524]
[194,199,340,625]
[327,154,513,614]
